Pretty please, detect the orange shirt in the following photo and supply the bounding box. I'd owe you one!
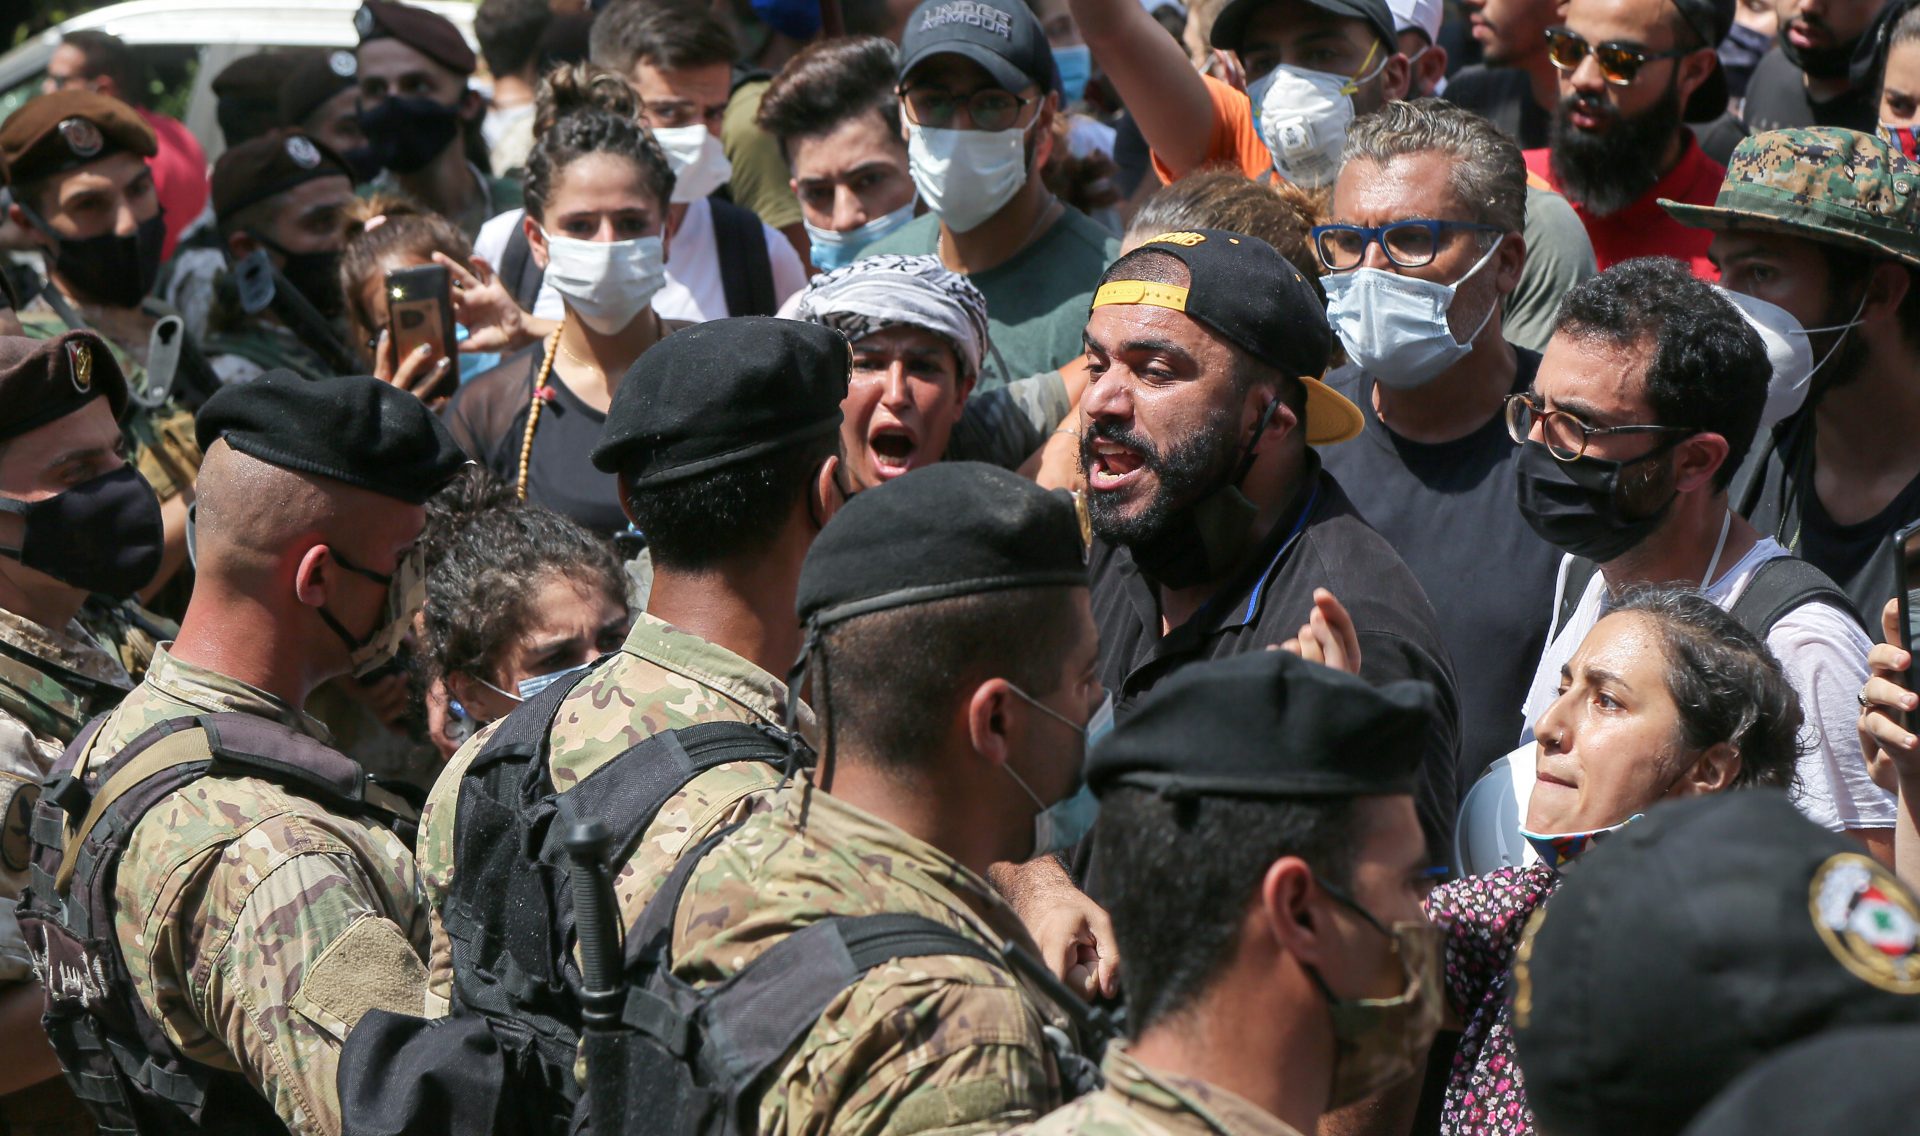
[1524,132,1724,280]
[1150,73,1270,184]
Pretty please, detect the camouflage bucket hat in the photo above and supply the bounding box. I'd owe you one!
[1661,127,1920,268]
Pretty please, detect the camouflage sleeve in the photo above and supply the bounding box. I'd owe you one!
[198,850,429,1136]
[0,716,55,985]
[416,721,506,1019]
[763,961,1063,1136]
[126,402,204,506]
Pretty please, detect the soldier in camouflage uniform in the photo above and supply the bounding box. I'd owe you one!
[0,331,170,1133]
[415,318,852,1014]
[1,90,210,611]
[646,460,1102,1134]
[1662,127,1920,616]
[1011,650,1443,1136]
[35,371,466,1136]
[198,131,359,384]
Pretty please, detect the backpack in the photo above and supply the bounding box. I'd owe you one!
[572,822,1096,1136]
[498,197,777,319]
[429,667,794,1134]
[17,712,415,1136]
[1551,553,1865,643]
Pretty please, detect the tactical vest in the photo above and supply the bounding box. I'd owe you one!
[17,711,415,1136]
[430,666,794,1134]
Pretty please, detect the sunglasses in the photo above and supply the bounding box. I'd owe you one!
[1544,26,1692,85]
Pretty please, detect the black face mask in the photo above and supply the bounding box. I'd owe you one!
[248,231,345,319]
[337,145,384,184]
[0,466,164,598]
[358,96,462,175]
[1514,437,1685,563]
[51,212,167,309]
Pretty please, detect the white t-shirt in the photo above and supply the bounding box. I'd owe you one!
[1519,538,1895,833]
[473,198,808,325]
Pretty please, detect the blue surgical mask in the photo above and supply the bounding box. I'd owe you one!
[804,202,917,272]
[1519,813,1642,870]
[480,661,592,705]
[1052,44,1093,104]
[1002,684,1101,856]
[1321,235,1504,390]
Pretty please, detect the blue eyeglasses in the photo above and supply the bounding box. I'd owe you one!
[1311,218,1503,271]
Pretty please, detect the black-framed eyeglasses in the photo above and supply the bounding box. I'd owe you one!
[1505,393,1694,461]
[1310,219,1502,271]
[898,84,1034,131]
[1544,26,1692,85]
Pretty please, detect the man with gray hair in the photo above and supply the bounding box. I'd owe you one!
[1315,98,1561,789]
[794,254,1085,488]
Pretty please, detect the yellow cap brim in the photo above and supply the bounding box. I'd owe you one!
[1302,376,1363,446]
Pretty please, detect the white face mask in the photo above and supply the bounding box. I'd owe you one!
[1719,288,1816,438]
[906,120,1033,234]
[652,124,733,203]
[804,202,917,272]
[1247,46,1385,189]
[1322,235,1504,389]
[541,229,667,334]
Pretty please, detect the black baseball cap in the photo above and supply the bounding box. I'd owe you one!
[1092,228,1358,444]
[1513,792,1920,1136]
[899,0,1059,97]
[1211,0,1397,57]
[1671,0,1735,121]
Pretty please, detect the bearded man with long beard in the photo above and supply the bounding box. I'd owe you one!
[1523,0,1732,274]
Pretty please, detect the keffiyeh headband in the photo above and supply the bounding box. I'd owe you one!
[793,254,991,379]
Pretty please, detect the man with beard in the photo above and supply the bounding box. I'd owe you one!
[201,132,359,382]
[1513,256,1893,854]
[1666,127,1920,616]
[1699,0,1886,163]
[355,1,522,241]
[1527,0,1733,274]
[1080,229,1462,860]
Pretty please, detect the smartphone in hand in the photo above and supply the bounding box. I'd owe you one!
[1893,518,1920,723]
[385,264,458,401]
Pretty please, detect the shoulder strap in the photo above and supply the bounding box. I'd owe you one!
[501,223,544,314]
[1551,557,1600,643]
[1727,555,1865,638]
[708,199,777,318]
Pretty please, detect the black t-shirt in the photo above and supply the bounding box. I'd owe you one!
[1739,409,1920,617]
[1701,48,1878,165]
[1445,66,1551,150]
[1089,454,1463,860]
[441,347,630,535]
[1321,351,1557,788]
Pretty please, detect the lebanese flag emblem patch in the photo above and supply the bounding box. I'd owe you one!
[1811,853,1920,993]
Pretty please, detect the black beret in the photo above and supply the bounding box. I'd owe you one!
[0,332,128,442]
[1679,1026,1920,1136]
[593,317,850,484]
[355,1,477,75]
[1087,649,1431,799]
[281,50,361,128]
[1514,793,1920,1136]
[797,462,1086,629]
[214,51,315,146]
[212,131,355,219]
[0,90,155,189]
[195,371,468,504]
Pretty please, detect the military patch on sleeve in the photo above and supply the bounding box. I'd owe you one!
[1,781,37,872]
[1810,852,1920,995]
[292,915,428,1042]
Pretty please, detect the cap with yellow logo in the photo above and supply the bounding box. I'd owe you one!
[1092,228,1362,446]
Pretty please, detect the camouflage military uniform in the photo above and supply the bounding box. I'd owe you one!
[416,612,805,1015]
[662,777,1072,1135]
[204,317,337,384]
[1008,1045,1306,1136]
[73,646,428,1136]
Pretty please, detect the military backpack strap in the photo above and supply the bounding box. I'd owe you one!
[1726,555,1865,639]
[708,199,778,318]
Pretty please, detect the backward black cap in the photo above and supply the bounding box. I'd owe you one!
[1087,649,1431,799]
[797,462,1086,629]
[592,317,849,484]
[1514,792,1920,1136]
[195,371,467,504]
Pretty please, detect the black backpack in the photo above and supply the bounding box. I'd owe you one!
[1551,553,1865,644]
[349,666,793,1135]
[497,196,777,319]
[571,822,1099,1136]
[18,712,415,1136]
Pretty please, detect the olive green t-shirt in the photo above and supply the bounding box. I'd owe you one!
[722,80,804,233]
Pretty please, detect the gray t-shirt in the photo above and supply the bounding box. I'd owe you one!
[1505,186,1596,354]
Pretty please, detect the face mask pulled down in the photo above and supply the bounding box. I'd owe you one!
[805,203,917,272]
[542,229,667,334]
[1000,687,1111,857]
[317,545,427,678]
[1306,878,1445,1109]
